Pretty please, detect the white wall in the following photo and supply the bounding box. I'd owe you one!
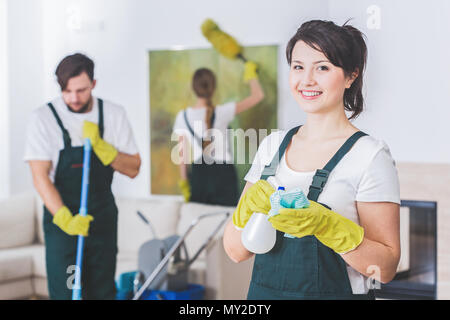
[37,0,329,198]
[0,0,9,199]
[6,0,44,196]
[5,0,450,200]
[328,0,450,163]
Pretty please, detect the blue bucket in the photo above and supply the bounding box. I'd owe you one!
[140,284,205,300]
[116,271,138,300]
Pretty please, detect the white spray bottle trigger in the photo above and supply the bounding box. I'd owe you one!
[241,178,281,254]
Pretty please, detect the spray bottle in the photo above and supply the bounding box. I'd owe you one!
[241,177,283,254]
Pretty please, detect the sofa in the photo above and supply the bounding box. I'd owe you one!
[0,193,254,300]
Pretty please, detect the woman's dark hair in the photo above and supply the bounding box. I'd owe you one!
[286,20,367,120]
[192,68,216,149]
[55,53,95,91]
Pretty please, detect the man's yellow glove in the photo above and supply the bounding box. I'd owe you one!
[53,206,94,237]
[243,61,258,82]
[83,121,118,166]
[178,179,191,202]
[232,180,275,230]
[268,201,364,254]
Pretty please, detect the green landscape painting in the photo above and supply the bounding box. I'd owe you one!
[149,45,278,195]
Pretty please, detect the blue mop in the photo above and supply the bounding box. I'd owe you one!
[72,138,92,300]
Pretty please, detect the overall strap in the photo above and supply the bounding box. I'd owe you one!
[260,125,302,180]
[98,98,104,138]
[47,102,71,148]
[307,131,368,201]
[183,108,216,145]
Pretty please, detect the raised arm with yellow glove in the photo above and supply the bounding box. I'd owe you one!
[83,121,118,166]
[53,206,94,237]
[232,180,275,230]
[243,61,259,82]
[268,200,364,254]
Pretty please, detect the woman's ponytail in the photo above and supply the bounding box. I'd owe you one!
[192,68,216,149]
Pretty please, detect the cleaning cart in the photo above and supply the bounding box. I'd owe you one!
[116,210,230,300]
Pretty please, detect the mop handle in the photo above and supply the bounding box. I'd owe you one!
[72,138,92,300]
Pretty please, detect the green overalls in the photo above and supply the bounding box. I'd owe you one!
[43,99,118,300]
[247,125,375,300]
[183,109,238,206]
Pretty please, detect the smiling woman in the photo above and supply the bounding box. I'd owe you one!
[286,20,366,120]
[223,20,401,300]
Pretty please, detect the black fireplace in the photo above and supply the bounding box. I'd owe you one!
[375,200,437,300]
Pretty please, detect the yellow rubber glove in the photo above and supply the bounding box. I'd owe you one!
[178,179,191,202]
[268,201,364,254]
[53,206,94,237]
[232,180,275,229]
[243,61,258,82]
[83,121,118,166]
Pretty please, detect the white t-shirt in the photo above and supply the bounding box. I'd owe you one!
[244,128,401,295]
[24,96,139,181]
[172,102,236,163]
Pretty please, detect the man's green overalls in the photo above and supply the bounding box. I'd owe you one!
[43,99,118,300]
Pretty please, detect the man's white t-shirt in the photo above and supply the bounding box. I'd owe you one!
[24,96,139,181]
[172,102,236,164]
[244,128,401,295]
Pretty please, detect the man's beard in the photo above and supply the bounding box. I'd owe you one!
[66,97,92,114]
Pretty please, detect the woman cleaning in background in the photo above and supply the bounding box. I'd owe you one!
[223,20,401,299]
[173,61,264,206]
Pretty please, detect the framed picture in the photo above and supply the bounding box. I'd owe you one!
[149,45,278,195]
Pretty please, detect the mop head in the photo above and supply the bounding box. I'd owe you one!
[201,18,242,60]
